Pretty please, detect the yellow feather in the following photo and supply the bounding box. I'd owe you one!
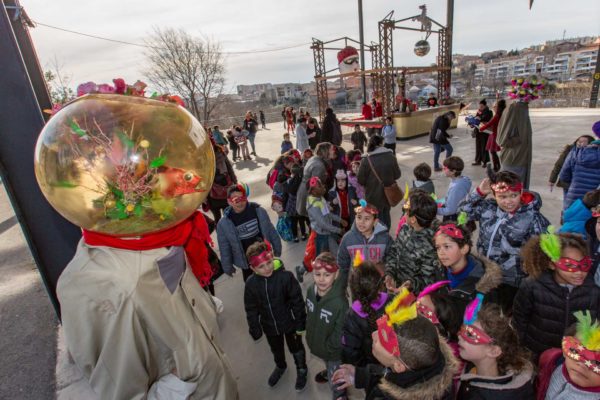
[388,303,417,326]
[352,251,364,268]
[587,330,600,351]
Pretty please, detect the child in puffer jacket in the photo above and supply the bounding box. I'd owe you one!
[512,232,600,360]
[458,171,550,309]
[559,189,600,240]
[385,189,443,294]
[306,176,347,256]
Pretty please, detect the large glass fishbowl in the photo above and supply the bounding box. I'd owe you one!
[34,94,215,236]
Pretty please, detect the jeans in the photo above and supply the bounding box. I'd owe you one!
[433,143,453,169]
[247,132,256,154]
[316,233,330,255]
[384,142,396,152]
[290,216,308,237]
[379,206,391,230]
[326,360,346,400]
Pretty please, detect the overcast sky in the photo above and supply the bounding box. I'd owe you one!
[22,0,600,92]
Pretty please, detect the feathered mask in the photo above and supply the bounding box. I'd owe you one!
[458,293,494,345]
[416,281,450,324]
[562,310,600,375]
[376,288,417,357]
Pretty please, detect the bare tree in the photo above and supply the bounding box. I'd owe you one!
[144,27,226,124]
[44,56,75,105]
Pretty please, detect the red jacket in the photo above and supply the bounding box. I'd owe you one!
[361,104,373,120]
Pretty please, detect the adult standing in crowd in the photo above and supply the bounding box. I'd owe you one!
[496,100,533,189]
[259,110,266,129]
[472,99,494,167]
[207,141,238,223]
[381,116,397,152]
[548,134,595,207]
[321,107,336,144]
[296,142,332,217]
[282,106,287,129]
[295,117,310,153]
[307,118,322,150]
[361,102,372,120]
[429,111,456,172]
[427,92,438,107]
[478,99,506,172]
[559,135,600,210]
[217,184,282,282]
[243,111,259,156]
[357,135,401,228]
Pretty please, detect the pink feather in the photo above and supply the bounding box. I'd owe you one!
[417,280,450,300]
[464,293,484,325]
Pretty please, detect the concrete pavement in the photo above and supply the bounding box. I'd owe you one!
[0,107,598,400]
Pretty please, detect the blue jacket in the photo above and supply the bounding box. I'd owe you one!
[216,203,282,274]
[559,198,591,239]
[438,176,472,217]
[559,145,600,209]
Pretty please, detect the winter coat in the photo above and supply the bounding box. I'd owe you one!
[328,186,358,227]
[348,173,365,200]
[476,106,493,125]
[296,156,329,217]
[307,125,321,149]
[559,145,600,209]
[480,113,502,152]
[497,101,533,187]
[306,195,343,236]
[558,198,591,239]
[283,173,302,217]
[536,349,600,400]
[355,338,460,400]
[305,278,348,361]
[357,147,402,213]
[244,260,306,339]
[444,255,503,319]
[512,270,600,358]
[321,110,337,144]
[458,190,550,286]
[457,367,535,400]
[57,243,239,400]
[351,130,368,151]
[281,140,293,154]
[362,104,373,120]
[341,292,388,366]
[216,203,282,274]
[242,118,258,135]
[548,144,573,189]
[385,221,444,294]
[437,175,472,217]
[412,179,435,195]
[429,115,452,145]
[337,222,392,273]
[295,123,310,153]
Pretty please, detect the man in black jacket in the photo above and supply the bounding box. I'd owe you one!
[472,99,493,166]
[243,111,259,156]
[429,111,456,171]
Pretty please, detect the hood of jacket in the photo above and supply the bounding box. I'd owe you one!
[378,336,460,400]
[473,256,503,294]
[460,365,534,391]
[562,198,591,223]
[364,146,393,157]
[351,292,388,318]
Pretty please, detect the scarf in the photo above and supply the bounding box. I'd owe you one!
[83,211,213,287]
[383,348,446,389]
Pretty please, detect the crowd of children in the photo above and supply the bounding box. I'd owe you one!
[226,117,600,400]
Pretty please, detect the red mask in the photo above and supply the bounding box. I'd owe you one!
[228,195,247,205]
[249,250,274,268]
[491,182,523,193]
[417,302,439,325]
[562,336,600,375]
[312,258,339,273]
[376,315,400,357]
[435,224,464,239]
[459,324,494,345]
[555,256,592,273]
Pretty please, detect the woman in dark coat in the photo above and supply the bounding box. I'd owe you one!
[357,135,401,229]
[206,143,237,223]
[306,118,322,150]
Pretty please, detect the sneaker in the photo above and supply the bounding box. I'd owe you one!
[471,162,481,166]
[293,236,300,243]
[268,367,286,388]
[301,234,308,241]
[295,265,305,283]
[314,369,328,383]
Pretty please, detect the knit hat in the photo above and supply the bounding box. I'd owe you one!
[337,46,359,64]
[593,120,600,138]
[335,169,347,180]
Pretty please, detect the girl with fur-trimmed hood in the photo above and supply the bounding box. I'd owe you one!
[332,288,460,400]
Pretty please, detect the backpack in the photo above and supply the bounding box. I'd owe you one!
[267,169,279,189]
[276,214,294,242]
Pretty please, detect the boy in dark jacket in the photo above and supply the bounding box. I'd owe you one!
[385,190,443,294]
[429,111,456,171]
[337,202,391,282]
[243,241,308,391]
[351,124,368,153]
[305,252,349,399]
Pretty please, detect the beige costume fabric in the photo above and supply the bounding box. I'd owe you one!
[57,240,238,400]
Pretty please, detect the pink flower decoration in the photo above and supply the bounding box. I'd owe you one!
[77,81,98,96]
[113,78,126,94]
[97,83,115,94]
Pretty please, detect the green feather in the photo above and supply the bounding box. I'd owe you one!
[150,156,166,168]
[539,225,561,262]
[574,310,600,350]
[69,119,87,137]
[457,211,468,226]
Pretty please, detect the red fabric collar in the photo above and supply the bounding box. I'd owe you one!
[521,191,535,205]
[82,211,213,287]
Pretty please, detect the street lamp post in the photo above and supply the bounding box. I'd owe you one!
[358,0,367,103]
